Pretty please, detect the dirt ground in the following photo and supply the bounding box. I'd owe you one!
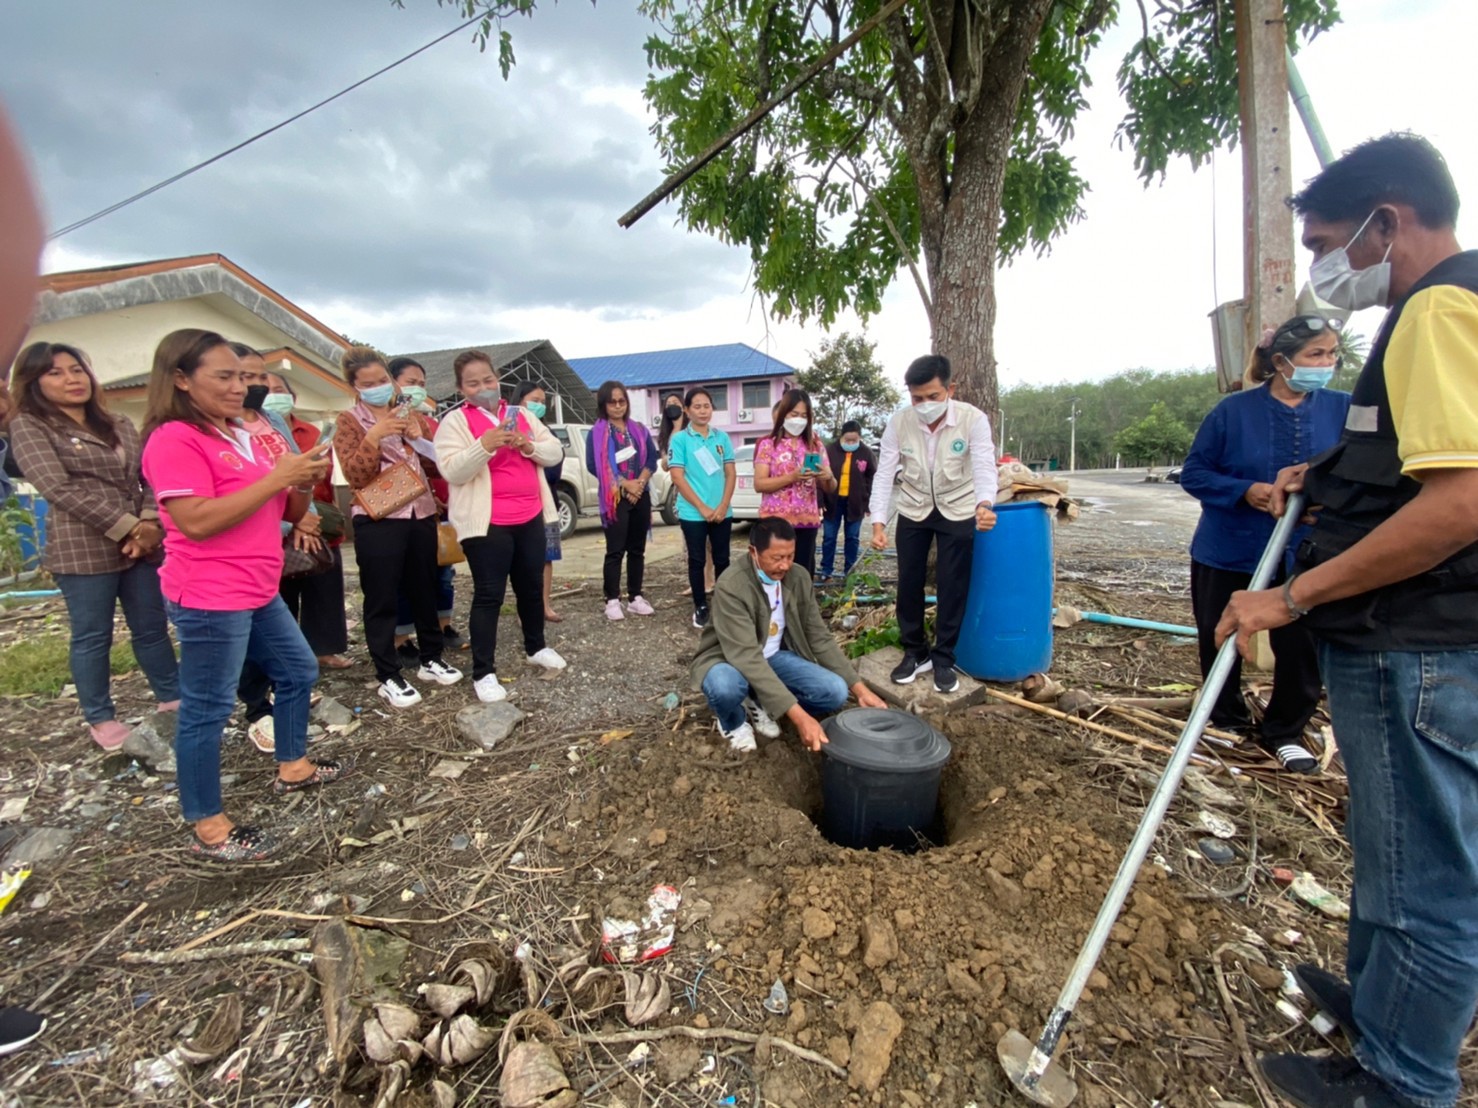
[0,485,1454,1106]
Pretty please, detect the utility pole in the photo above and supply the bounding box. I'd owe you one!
[1235,0,1297,374]
[1067,398,1079,473]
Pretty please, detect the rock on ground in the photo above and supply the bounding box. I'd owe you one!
[455,702,525,750]
[123,713,176,774]
[848,1000,905,1092]
[856,646,988,712]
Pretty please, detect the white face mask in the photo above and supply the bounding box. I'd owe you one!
[783,416,808,437]
[1309,209,1392,312]
[913,399,948,424]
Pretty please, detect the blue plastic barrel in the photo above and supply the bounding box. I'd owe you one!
[954,500,1053,681]
[12,495,50,571]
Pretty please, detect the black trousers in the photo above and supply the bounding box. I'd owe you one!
[464,515,546,681]
[1189,559,1323,742]
[602,491,652,601]
[792,526,818,578]
[679,518,732,611]
[896,510,975,668]
[354,515,444,682]
[239,546,350,722]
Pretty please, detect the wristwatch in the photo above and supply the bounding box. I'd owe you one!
[1282,574,1312,620]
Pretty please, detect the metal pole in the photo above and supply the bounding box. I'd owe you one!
[1286,48,1336,168]
[1015,494,1306,1093]
[1067,399,1078,473]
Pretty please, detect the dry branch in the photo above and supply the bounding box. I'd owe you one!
[577,1025,847,1079]
[120,938,312,965]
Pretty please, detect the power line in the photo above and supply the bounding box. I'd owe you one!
[47,9,487,240]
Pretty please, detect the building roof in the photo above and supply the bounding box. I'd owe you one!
[567,343,799,389]
[102,345,352,398]
[396,340,597,422]
[35,254,350,366]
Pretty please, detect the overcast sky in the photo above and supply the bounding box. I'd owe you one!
[4,0,1473,390]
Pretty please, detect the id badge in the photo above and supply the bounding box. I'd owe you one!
[614,445,637,464]
[695,446,721,476]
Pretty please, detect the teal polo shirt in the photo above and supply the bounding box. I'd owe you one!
[668,425,736,521]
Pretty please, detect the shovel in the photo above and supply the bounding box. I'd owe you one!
[998,493,1306,1106]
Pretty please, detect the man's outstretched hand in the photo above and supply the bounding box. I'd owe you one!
[853,684,887,710]
[786,706,829,752]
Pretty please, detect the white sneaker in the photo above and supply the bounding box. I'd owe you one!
[627,595,655,616]
[746,700,781,739]
[417,658,463,686]
[526,647,568,671]
[604,599,625,621]
[379,676,422,709]
[474,674,507,703]
[247,716,275,753]
[721,721,757,753]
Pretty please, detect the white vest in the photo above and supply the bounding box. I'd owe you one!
[892,402,984,522]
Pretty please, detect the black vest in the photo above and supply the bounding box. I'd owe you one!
[1294,250,1478,649]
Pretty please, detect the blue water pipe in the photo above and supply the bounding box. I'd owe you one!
[2,590,61,600]
[1060,609,1197,637]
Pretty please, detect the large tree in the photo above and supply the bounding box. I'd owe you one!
[420,0,1339,415]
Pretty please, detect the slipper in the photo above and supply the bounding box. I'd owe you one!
[272,759,345,795]
[189,825,281,863]
[318,655,355,670]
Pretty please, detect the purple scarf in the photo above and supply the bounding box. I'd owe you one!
[592,418,652,526]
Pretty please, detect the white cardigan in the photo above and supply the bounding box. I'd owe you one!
[433,406,566,542]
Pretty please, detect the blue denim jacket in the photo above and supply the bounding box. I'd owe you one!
[1180,383,1350,573]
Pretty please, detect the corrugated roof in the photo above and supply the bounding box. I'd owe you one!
[395,339,597,422]
[567,343,799,389]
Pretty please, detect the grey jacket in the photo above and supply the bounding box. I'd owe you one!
[690,560,859,719]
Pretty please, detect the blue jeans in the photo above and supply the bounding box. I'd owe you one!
[56,563,179,724]
[167,597,317,822]
[701,651,849,732]
[820,514,862,580]
[1321,644,1478,1108]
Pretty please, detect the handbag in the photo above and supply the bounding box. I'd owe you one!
[352,440,429,520]
[315,498,346,542]
[437,522,466,566]
[282,534,335,579]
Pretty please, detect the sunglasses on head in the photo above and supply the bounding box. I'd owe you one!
[1283,314,1344,338]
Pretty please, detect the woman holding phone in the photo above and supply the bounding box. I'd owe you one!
[584,380,659,621]
[753,388,834,578]
[335,345,461,709]
[140,329,341,863]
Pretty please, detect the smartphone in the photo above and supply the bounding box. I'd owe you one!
[317,421,338,446]
[803,452,823,473]
[393,397,413,417]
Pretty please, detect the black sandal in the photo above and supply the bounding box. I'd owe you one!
[1263,741,1320,775]
[189,825,281,863]
[272,759,345,795]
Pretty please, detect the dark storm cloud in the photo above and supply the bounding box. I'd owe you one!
[1,0,739,334]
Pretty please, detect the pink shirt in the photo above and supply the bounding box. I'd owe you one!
[755,433,823,527]
[143,420,287,611]
[464,404,543,527]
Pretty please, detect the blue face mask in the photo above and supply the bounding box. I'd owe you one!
[524,401,547,420]
[841,441,860,453]
[1283,361,1336,393]
[358,383,395,407]
[752,555,781,587]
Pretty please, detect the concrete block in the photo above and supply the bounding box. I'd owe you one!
[855,646,988,713]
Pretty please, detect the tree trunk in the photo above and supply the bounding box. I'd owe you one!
[915,0,1057,427]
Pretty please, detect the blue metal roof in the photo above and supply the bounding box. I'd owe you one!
[567,343,799,389]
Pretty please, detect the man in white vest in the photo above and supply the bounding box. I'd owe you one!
[869,355,998,693]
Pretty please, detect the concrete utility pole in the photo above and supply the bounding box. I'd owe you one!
[1067,397,1079,473]
[1235,0,1297,371]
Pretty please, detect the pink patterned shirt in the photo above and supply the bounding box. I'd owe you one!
[755,433,823,528]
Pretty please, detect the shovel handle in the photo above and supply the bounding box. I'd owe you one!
[1020,493,1306,1087]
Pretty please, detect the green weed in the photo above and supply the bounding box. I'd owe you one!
[0,635,141,697]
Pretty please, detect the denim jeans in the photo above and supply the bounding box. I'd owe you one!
[820,515,862,580]
[701,651,849,732]
[1321,644,1478,1108]
[167,597,316,822]
[56,563,179,724]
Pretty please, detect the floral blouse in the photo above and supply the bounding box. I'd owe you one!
[755,433,823,527]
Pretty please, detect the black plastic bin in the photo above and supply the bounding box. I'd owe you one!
[820,708,953,851]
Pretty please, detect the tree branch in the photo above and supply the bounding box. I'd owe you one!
[843,157,934,325]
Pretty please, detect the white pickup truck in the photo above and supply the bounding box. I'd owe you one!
[546,423,676,539]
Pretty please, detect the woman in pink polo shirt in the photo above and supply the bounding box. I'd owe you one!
[141,329,341,864]
[433,351,568,704]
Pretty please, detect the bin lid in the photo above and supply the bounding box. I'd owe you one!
[821,708,952,773]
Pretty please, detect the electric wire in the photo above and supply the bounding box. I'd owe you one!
[47,9,487,240]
